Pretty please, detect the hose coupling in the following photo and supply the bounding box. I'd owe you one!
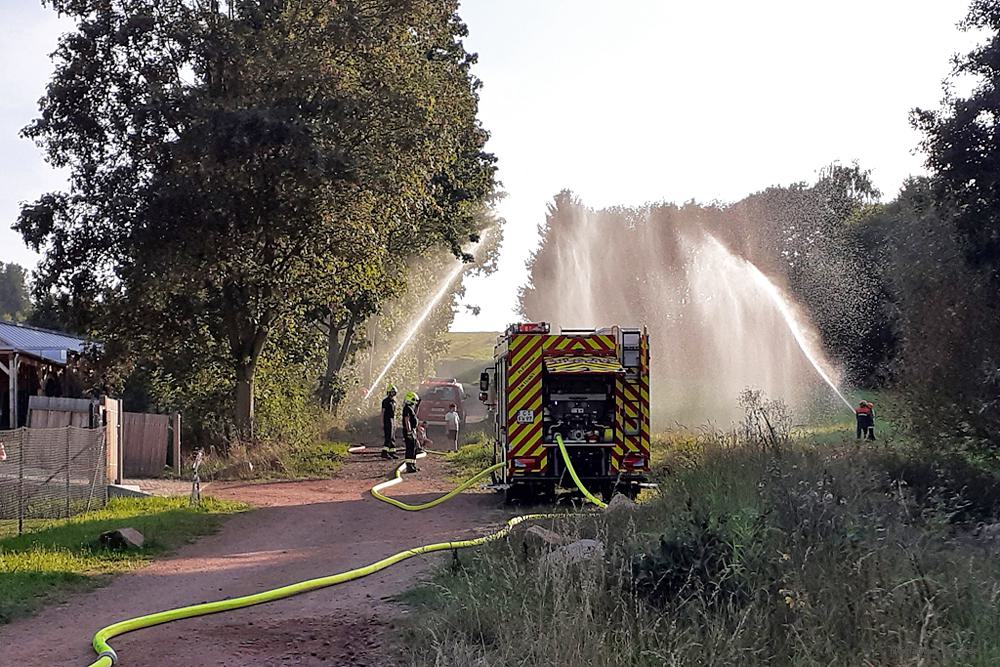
[98,648,119,665]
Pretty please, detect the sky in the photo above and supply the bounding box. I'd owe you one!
[0,1,981,331]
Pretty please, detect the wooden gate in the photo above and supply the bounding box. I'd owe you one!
[122,412,180,477]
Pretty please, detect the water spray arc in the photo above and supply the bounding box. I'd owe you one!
[364,243,480,400]
[694,235,855,413]
[743,254,855,413]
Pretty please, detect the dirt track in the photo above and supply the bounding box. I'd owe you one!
[0,451,506,666]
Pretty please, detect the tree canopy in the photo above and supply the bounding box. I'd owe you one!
[18,0,496,434]
[0,263,30,321]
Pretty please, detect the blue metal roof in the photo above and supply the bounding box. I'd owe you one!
[0,321,87,365]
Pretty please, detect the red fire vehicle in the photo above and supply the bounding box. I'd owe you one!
[416,377,467,428]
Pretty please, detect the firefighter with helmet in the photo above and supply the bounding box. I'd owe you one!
[380,385,398,460]
[402,391,421,473]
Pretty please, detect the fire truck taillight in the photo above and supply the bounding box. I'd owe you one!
[624,454,646,470]
[512,457,538,473]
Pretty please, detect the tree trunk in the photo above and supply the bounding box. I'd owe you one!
[323,317,341,410]
[323,311,362,412]
[235,361,255,439]
[334,314,359,373]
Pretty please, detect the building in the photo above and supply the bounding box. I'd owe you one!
[0,320,88,429]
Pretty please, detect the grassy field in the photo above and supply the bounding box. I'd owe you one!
[443,331,498,360]
[437,332,499,385]
[405,401,1000,666]
[0,496,247,623]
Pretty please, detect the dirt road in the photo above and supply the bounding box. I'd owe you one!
[0,451,507,667]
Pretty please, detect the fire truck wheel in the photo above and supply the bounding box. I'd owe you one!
[503,485,521,505]
[504,483,544,506]
[599,483,616,504]
[609,482,640,502]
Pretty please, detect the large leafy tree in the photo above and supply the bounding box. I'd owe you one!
[914,0,1000,283]
[905,0,1000,445]
[19,0,495,434]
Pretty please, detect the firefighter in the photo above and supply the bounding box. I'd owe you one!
[855,400,874,440]
[380,385,398,460]
[402,391,420,473]
[865,401,877,440]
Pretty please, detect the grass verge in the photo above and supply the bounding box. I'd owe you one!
[444,426,493,481]
[198,440,351,480]
[0,496,247,623]
[405,428,1000,666]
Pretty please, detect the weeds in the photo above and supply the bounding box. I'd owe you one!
[443,427,494,480]
[196,439,350,480]
[405,413,1000,666]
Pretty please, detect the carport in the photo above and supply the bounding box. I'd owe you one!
[0,320,87,429]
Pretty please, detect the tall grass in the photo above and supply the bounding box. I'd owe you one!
[405,419,1000,666]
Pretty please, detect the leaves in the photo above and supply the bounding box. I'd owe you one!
[20,0,497,434]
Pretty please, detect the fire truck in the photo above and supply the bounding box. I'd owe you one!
[479,322,651,502]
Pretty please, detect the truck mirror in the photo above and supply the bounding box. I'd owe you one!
[479,371,490,392]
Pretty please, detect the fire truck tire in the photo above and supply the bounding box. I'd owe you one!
[504,484,524,505]
[599,484,615,504]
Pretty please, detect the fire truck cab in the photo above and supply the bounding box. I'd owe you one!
[480,322,650,502]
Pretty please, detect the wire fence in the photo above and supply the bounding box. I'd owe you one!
[0,426,108,536]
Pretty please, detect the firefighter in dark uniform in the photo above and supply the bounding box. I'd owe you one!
[380,385,398,459]
[402,391,420,473]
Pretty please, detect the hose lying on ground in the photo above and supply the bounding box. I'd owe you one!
[372,460,504,511]
[85,437,605,666]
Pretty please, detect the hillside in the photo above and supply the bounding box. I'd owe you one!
[436,332,499,385]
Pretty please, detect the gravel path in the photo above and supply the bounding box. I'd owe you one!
[0,449,506,667]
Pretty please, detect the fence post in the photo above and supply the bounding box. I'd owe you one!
[117,406,124,485]
[172,412,181,475]
[65,427,71,518]
[17,430,23,535]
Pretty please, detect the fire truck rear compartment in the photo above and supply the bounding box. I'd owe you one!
[543,372,615,444]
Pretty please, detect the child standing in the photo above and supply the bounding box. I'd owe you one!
[444,403,460,451]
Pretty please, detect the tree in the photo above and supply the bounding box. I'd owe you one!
[914,0,1000,283]
[0,263,30,321]
[19,0,495,435]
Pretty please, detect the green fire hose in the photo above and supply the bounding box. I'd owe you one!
[85,435,605,666]
[554,434,608,509]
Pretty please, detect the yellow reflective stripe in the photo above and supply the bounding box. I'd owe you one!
[510,336,541,368]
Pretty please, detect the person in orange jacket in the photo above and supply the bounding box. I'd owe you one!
[855,401,875,440]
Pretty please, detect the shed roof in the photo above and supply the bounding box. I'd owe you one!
[0,320,88,366]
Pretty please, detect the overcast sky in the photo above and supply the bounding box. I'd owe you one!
[0,1,980,331]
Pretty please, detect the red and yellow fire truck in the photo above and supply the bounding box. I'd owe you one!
[480,322,650,501]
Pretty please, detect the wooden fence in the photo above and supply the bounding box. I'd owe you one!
[27,396,97,428]
[26,396,178,479]
[122,411,180,477]
[27,395,122,484]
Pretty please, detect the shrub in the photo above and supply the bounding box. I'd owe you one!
[405,434,1000,666]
